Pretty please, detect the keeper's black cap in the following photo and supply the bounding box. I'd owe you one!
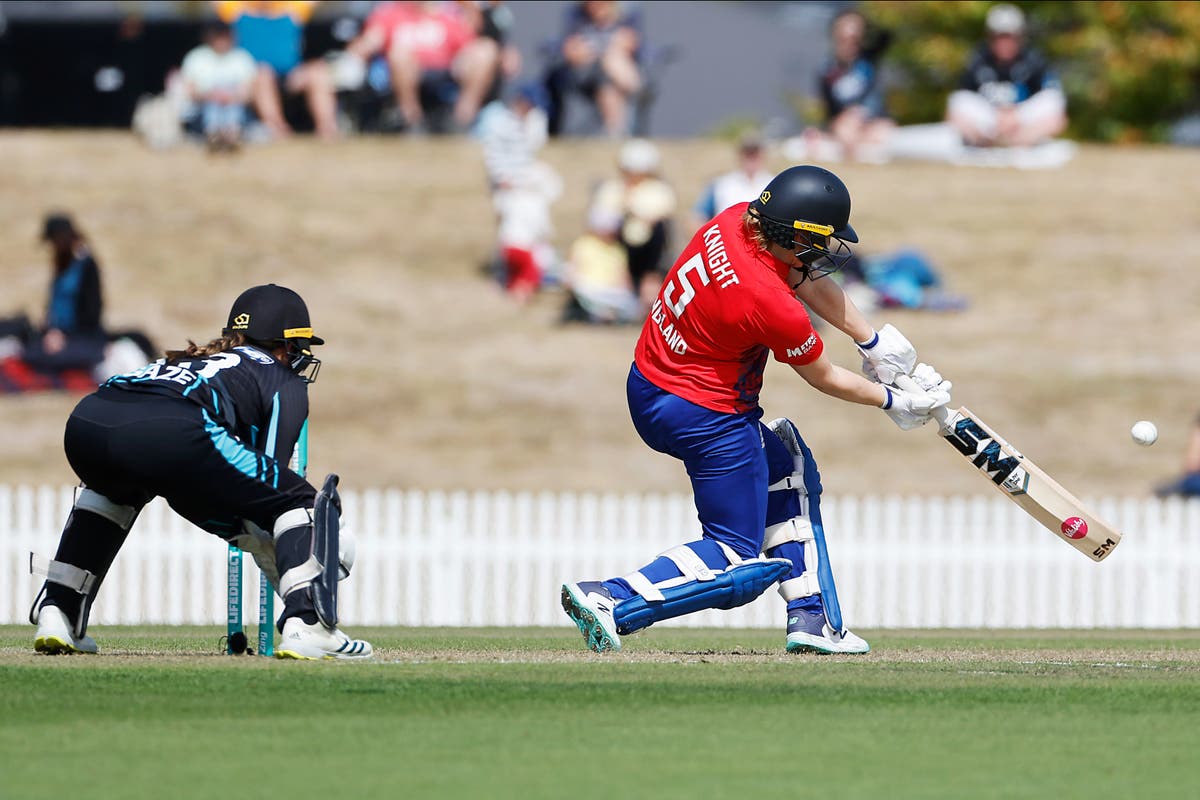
[223,284,324,346]
[41,212,79,241]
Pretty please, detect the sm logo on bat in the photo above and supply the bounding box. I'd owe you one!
[942,416,1026,491]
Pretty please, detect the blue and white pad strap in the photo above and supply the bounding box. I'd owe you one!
[621,541,743,602]
[763,517,820,601]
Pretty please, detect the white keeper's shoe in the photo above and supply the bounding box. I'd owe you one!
[785,607,870,655]
[34,605,98,655]
[561,581,621,653]
[275,617,373,660]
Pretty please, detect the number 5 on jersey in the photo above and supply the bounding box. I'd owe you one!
[662,254,708,317]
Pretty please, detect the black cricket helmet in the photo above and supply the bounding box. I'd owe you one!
[223,284,323,382]
[748,165,857,281]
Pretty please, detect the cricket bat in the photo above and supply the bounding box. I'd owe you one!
[895,375,1121,562]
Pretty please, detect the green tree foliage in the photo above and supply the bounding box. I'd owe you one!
[862,1,1200,141]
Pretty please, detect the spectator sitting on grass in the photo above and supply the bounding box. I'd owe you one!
[180,22,258,151]
[589,138,675,312]
[23,213,106,371]
[946,4,1067,148]
[7,213,159,381]
[561,207,640,325]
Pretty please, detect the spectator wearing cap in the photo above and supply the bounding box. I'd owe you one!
[180,22,258,150]
[588,138,676,310]
[38,214,104,356]
[1,213,109,375]
[947,3,1068,148]
[692,133,774,228]
[0,214,158,385]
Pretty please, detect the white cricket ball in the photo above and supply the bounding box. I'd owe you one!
[1131,420,1158,447]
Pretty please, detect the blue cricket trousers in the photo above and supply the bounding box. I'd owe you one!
[627,364,797,559]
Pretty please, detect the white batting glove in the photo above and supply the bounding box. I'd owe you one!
[858,323,917,384]
[908,362,953,397]
[880,365,952,431]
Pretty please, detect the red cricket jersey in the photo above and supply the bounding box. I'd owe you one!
[633,202,824,414]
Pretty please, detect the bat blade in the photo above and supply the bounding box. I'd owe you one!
[939,406,1121,562]
[893,375,1122,562]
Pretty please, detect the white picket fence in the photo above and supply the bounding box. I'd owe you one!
[3,485,1199,629]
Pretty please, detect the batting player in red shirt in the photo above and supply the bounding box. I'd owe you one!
[562,165,951,653]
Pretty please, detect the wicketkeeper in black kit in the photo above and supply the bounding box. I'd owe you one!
[29,284,372,659]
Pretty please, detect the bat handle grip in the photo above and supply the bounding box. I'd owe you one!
[894,373,952,429]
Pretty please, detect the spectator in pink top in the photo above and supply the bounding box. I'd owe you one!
[347,1,502,132]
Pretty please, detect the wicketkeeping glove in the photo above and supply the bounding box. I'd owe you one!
[880,363,952,431]
[859,323,917,384]
[232,522,279,587]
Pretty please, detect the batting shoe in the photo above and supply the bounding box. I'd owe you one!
[785,607,870,655]
[33,605,98,655]
[275,617,373,660]
[561,581,621,653]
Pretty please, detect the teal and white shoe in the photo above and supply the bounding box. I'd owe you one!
[785,607,869,654]
[34,605,98,655]
[561,581,621,653]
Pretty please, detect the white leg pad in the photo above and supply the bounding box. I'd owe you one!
[75,487,138,530]
[779,573,821,600]
[271,507,355,591]
[763,516,822,603]
[278,555,321,599]
[273,507,312,539]
[764,516,815,550]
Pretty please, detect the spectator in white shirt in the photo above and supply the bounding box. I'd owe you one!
[180,22,258,150]
[475,83,563,301]
[476,82,552,191]
[692,132,773,227]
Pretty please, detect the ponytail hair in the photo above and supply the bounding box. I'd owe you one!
[741,209,771,252]
[164,331,246,362]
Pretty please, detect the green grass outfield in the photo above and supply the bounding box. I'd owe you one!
[2,627,1198,799]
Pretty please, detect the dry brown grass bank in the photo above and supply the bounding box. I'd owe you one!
[2,131,1196,498]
